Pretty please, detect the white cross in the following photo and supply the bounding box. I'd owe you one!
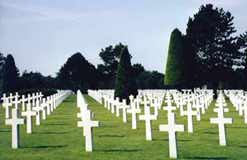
[2,95,12,119]
[159,112,184,159]
[5,108,24,149]
[46,97,51,115]
[127,98,141,129]
[210,115,232,146]
[13,94,20,109]
[21,95,27,111]
[77,110,99,152]
[41,98,47,120]
[33,99,42,126]
[21,103,36,134]
[139,105,156,141]
[163,97,176,116]
[118,99,129,123]
[183,102,197,133]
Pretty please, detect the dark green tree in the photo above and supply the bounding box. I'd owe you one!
[2,54,19,93]
[164,28,186,87]
[186,4,240,88]
[114,46,137,102]
[97,43,126,88]
[56,52,98,93]
[0,53,6,94]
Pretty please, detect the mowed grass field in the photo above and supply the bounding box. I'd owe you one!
[1,95,247,160]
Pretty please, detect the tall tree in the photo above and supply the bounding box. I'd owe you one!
[57,52,98,92]
[114,46,137,102]
[186,4,240,88]
[2,54,19,93]
[0,53,6,94]
[98,43,126,88]
[164,28,186,87]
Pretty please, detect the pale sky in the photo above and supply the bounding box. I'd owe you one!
[0,0,246,76]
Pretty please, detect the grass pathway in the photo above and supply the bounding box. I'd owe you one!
[1,95,247,159]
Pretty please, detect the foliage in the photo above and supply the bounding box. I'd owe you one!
[136,71,164,89]
[165,28,186,87]
[0,53,5,94]
[114,46,137,102]
[97,43,126,88]
[2,54,19,93]
[186,4,241,88]
[57,52,98,93]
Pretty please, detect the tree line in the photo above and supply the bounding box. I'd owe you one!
[165,4,247,90]
[0,43,165,95]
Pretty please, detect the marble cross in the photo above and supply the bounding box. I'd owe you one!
[77,110,99,152]
[127,98,141,129]
[5,108,24,149]
[139,105,156,141]
[21,103,36,134]
[183,102,197,133]
[2,95,12,119]
[159,112,184,159]
[210,115,232,146]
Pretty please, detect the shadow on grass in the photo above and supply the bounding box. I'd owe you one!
[44,123,69,126]
[0,129,11,132]
[204,131,218,134]
[96,148,142,153]
[239,145,247,148]
[153,138,192,142]
[185,156,228,160]
[63,99,75,103]
[33,131,69,135]
[23,145,68,149]
[98,134,125,138]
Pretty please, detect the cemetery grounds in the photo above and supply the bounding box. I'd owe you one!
[1,95,247,160]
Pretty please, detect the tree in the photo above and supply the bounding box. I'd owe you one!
[114,46,137,102]
[164,28,186,87]
[98,43,126,88]
[0,53,6,94]
[186,4,240,88]
[2,54,19,93]
[56,52,98,93]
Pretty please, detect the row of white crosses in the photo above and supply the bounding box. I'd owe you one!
[77,90,99,152]
[1,90,72,149]
[225,90,247,123]
[88,89,215,159]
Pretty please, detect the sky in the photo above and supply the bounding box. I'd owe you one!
[0,0,246,76]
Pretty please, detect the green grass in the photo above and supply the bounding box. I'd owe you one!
[1,95,247,160]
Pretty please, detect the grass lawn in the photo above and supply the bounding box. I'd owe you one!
[1,95,247,160]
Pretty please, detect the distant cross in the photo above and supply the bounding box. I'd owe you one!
[13,94,20,110]
[127,98,141,129]
[159,112,184,159]
[183,102,197,133]
[21,103,36,134]
[163,97,176,116]
[41,98,47,120]
[33,99,42,126]
[2,95,12,119]
[120,99,129,123]
[139,105,156,141]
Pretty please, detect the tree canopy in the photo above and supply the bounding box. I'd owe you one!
[114,46,137,102]
[2,54,19,93]
[57,52,98,92]
[186,4,241,88]
[165,28,186,87]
